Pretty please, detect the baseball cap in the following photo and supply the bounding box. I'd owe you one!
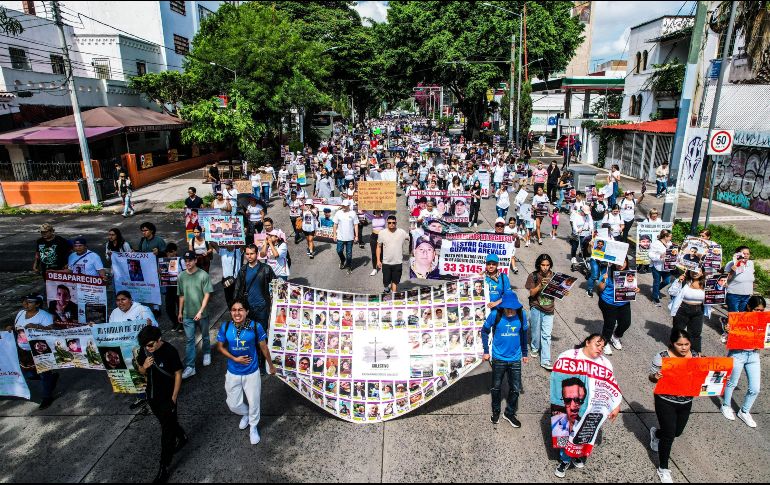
[485,254,500,264]
[23,293,44,304]
[183,250,197,260]
[414,235,436,249]
[495,217,506,225]
[323,208,332,213]
[73,237,87,245]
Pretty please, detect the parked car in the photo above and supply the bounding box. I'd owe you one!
[556,133,580,154]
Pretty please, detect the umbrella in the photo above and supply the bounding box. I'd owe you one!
[388,147,406,153]
[426,147,443,154]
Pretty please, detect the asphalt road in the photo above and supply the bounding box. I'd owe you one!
[0,174,767,483]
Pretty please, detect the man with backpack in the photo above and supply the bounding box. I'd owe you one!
[481,289,529,428]
[232,244,276,350]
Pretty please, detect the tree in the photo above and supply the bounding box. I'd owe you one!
[379,1,583,140]
[128,70,195,115]
[590,93,623,119]
[712,1,770,83]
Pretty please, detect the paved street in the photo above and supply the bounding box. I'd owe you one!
[0,170,767,483]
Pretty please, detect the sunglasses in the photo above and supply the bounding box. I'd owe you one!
[563,398,584,405]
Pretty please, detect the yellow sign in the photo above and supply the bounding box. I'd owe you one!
[140,153,154,169]
[357,181,397,211]
[486,89,494,102]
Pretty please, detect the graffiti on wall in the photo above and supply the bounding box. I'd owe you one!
[681,128,708,196]
[714,147,770,216]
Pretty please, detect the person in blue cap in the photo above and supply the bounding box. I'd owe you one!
[481,288,529,428]
[484,253,512,320]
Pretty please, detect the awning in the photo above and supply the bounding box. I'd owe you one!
[603,118,678,134]
[0,126,122,145]
[40,106,187,132]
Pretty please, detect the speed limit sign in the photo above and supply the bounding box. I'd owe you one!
[708,129,734,156]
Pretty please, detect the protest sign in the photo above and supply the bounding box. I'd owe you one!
[313,199,343,242]
[0,331,30,399]
[613,271,637,302]
[585,185,597,203]
[91,321,147,394]
[542,273,578,300]
[477,170,491,198]
[654,357,734,397]
[380,169,398,182]
[591,238,629,264]
[514,189,528,206]
[406,190,471,225]
[111,252,162,305]
[704,273,727,305]
[636,222,673,265]
[663,245,680,271]
[357,181,397,211]
[268,276,488,423]
[235,180,251,194]
[599,184,614,198]
[158,257,182,287]
[703,242,723,274]
[550,349,623,458]
[678,236,710,271]
[27,326,102,373]
[535,202,549,219]
[434,232,516,279]
[203,214,245,246]
[297,165,307,185]
[45,271,107,326]
[726,312,770,350]
[184,208,221,240]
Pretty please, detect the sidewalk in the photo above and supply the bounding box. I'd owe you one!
[103,169,210,213]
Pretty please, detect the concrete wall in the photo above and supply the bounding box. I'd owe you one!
[3,181,83,205]
[713,147,770,216]
[74,35,164,81]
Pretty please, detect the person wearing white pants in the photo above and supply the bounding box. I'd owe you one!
[216,299,276,445]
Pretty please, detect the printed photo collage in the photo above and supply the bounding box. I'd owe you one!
[269,277,488,423]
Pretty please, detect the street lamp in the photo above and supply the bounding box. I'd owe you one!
[481,2,523,148]
[210,61,237,82]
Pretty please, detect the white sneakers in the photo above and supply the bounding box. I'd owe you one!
[182,367,196,379]
[571,257,578,265]
[649,426,659,452]
[657,468,673,483]
[249,425,261,445]
[721,405,736,421]
[239,415,250,430]
[737,410,757,428]
[370,269,378,277]
[610,335,623,350]
[603,345,613,356]
[203,353,211,366]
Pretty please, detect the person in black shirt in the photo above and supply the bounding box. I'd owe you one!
[208,162,221,195]
[137,326,185,484]
[184,187,204,209]
[33,223,71,276]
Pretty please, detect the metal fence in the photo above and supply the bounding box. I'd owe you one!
[0,159,83,182]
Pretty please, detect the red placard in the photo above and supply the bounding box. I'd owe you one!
[654,357,734,397]
[726,312,770,350]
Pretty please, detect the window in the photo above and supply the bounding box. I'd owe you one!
[642,50,648,71]
[136,61,147,76]
[635,52,641,74]
[50,54,65,75]
[170,0,186,15]
[636,95,643,115]
[717,28,738,57]
[22,0,35,15]
[629,96,636,116]
[198,5,213,21]
[173,34,189,55]
[93,58,111,79]
[9,47,30,70]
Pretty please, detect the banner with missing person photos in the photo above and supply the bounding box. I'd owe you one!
[92,321,147,394]
[268,277,489,423]
[45,271,108,327]
[26,326,102,373]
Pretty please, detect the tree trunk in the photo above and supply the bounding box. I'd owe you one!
[462,96,485,141]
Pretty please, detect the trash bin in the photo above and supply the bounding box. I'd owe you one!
[77,178,89,201]
[94,178,105,202]
[569,165,602,191]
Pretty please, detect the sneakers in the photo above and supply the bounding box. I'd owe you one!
[370,269,378,276]
[130,398,147,410]
[502,413,521,428]
[571,257,578,265]
[511,268,519,274]
[347,267,353,275]
[383,287,392,294]
[737,410,757,428]
[610,335,623,350]
[339,262,345,270]
[538,238,543,245]
[239,415,250,430]
[603,345,613,356]
[153,465,170,484]
[249,425,261,445]
[474,223,478,228]
[306,250,312,256]
[525,241,530,247]
[174,433,188,453]
[202,353,211,367]
[182,367,196,379]
[572,457,585,469]
[541,362,553,371]
[490,412,500,424]
[587,289,594,298]
[649,426,659,452]
[720,405,736,421]
[654,299,662,308]
[309,252,314,259]
[657,467,673,483]
[720,333,728,344]
[530,347,539,357]
[554,460,572,478]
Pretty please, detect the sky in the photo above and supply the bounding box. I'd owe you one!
[352,1,697,71]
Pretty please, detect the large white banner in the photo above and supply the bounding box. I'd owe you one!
[45,271,108,326]
[112,252,162,305]
[0,331,30,399]
[27,326,102,373]
[269,277,489,423]
[679,128,708,196]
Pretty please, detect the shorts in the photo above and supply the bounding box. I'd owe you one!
[382,263,403,286]
[303,230,316,237]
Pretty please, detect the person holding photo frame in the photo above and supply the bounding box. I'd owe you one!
[596,258,639,355]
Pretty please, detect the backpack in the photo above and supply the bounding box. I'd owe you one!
[223,320,255,342]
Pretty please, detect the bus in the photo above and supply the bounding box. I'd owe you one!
[310,111,342,140]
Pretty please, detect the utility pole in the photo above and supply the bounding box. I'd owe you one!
[509,34,515,144]
[662,1,708,222]
[515,15,523,148]
[690,0,736,235]
[52,0,97,205]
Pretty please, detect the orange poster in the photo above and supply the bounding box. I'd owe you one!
[654,357,734,397]
[726,312,770,350]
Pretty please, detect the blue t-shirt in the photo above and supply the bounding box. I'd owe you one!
[244,265,267,309]
[599,268,628,307]
[485,272,510,305]
[481,311,529,362]
[216,320,266,376]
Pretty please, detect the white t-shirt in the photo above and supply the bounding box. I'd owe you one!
[333,209,358,241]
[619,198,636,222]
[604,213,624,237]
[496,190,510,209]
[267,242,290,277]
[67,250,104,276]
[250,173,261,188]
[533,194,549,206]
[493,165,506,183]
[109,301,158,327]
[219,248,242,279]
[14,309,54,351]
[301,209,319,232]
[223,187,239,204]
[419,208,443,221]
[246,204,264,223]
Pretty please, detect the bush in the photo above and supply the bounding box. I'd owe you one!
[672,221,770,296]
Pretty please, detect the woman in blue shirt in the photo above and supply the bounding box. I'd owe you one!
[595,257,639,356]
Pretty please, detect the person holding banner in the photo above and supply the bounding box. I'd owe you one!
[720,295,766,428]
[105,228,132,263]
[668,269,709,353]
[648,329,700,484]
[66,237,105,278]
[649,230,674,307]
[188,226,213,273]
[596,258,638,355]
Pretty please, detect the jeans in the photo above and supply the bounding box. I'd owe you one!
[621,219,634,242]
[22,368,58,399]
[656,181,667,197]
[183,316,211,368]
[252,186,261,199]
[122,194,133,216]
[598,299,631,343]
[336,240,354,268]
[726,293,751,312]
[556,189,565,211]
[608,183,617,208]
[164,285,178,326]
[496,206,509,219]
[529,307,554,365]
[651,267,673,301]
[148,399,186,467]
[587,259,601,293]
[673,304,704,353]
[261,184,271,202]
[490,359,522,416]
[654,395,692,470]
[723,350,761,413]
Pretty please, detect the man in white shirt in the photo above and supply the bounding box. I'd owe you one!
[222,180,239,215]
[12,294,58,409]
[333,200,359,274]
[493,162,507,192]
[67,237,105,278]
[377,215,410,293]
[418,200,443,223]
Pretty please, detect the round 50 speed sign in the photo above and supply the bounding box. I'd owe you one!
[708,129,734,156]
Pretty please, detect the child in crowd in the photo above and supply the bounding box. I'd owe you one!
[550,208,560,240]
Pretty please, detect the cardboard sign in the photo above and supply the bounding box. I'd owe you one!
[235,180,252,194]
[591,238,629,264]
[542,273,578,300]
[726,312,770,350]
[654,357,734,397]
[613,270,637,302]
[357,181,398,211]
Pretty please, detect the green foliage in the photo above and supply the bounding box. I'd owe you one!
[580,120,630,166]
[128,70,195,114]
[590,93,623,119]
[515,80,532,142]
[167,199,186,210]
[645,59,686,98]
[0,7,23,36]
[76,204,103,213]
